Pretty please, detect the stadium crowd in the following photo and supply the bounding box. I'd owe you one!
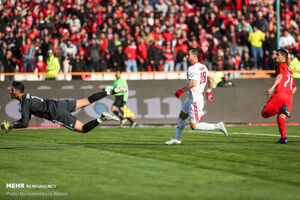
[0,0,299,79]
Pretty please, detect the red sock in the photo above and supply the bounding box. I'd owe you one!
[277,116,286,138]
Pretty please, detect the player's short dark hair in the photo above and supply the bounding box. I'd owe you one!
[188,48,200,59]
[12,81,25,93]
[277,48,288,62]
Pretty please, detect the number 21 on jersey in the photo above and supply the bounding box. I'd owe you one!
[284,73,293,90]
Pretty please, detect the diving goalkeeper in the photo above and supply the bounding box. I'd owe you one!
[1,81,127,133]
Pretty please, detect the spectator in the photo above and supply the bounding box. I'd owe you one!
[289,54,300,78]
[66,14,81,33]
[219,35,231,56]
[46,49,60,80]
[248,25,265,69]
[254,11,269,32]
[101,51,114,72]
[236,16,253,33]
[0,0,297,74]
[236,25,250,57]
[263,31,277,70]
[33,37,43,57]
[51,38,63,65]
[155,0,168,17]
[148,40,163,71]
[40,35,51,61]
[34,55,47,80]
[142,26,154,46]
[112,45,126,72]
[175,39,188,71]
[86,37,105,72]
[227,24,238,56]
[70,53,87,80]
[239,52,255,70]
[124,40,138,72]
[63,39,77,60]
[62,54,72,78]
[140,0,154,15]
[3,50,17,81]
[6,31,18,58]
[137,37,148,71]
[279,29,296,53]
[34,55,47,73]
[212,48,225,71]
[22,38,35,72]
[163,41,175,72]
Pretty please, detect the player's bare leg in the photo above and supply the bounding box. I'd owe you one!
[190,122,228,136]
[75,99,91,110]
[165,111,188,145]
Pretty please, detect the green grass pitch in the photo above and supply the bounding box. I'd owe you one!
[1,126,300,200]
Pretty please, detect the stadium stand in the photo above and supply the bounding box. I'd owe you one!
[0,0,299,81]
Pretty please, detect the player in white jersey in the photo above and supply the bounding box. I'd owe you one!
[165,48,228,145]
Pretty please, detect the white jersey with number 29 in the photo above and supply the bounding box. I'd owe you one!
[187,62,210,101]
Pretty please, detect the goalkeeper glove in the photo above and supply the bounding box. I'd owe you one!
[112,86,127,95]
[175,88,184,98]
[206,91,215,103]
[1,121,12,134]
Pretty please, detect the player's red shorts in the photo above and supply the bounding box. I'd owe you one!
[262,92,293,118]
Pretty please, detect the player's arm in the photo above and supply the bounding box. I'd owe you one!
[1,101,30,133]
[12,100,31,129]
[206,74,215,103]
[175,68,197,98]
[207,74,214,90]
[292,79,297,94]
[175,79,196,98]
[183,79,197,92]
[266,73,282,96]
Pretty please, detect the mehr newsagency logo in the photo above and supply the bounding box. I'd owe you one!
[5,183,68,197]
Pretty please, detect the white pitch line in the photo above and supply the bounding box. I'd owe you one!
[186,130,300,138]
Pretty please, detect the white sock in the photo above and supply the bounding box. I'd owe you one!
[175,118,186,140]
[97,118,102,124]
[106,90,112,95]
[194,122,218,130]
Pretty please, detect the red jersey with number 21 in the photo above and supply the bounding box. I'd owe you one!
[275,63,296,94]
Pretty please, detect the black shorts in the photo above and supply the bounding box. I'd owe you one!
[113,95,126,108]
[52,99,77,130]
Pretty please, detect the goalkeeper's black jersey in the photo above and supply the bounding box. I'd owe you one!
[13,93,57,128]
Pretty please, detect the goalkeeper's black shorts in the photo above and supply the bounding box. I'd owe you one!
[113,95,126,108]
[51,99,77,130]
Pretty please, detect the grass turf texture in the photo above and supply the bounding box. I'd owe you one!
[1,126,300,200]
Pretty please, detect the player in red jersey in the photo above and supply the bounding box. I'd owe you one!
[261,49,297,144]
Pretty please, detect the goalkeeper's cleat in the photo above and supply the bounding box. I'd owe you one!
[112,87,127,94]
[218,122,228,136]
[1,121,11,134]
[130,122,137,128]
[280,104,291,118]
[100,112,120,121]
[276,137,288,144]
[165,138,181,145]
[121,118,128,125]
